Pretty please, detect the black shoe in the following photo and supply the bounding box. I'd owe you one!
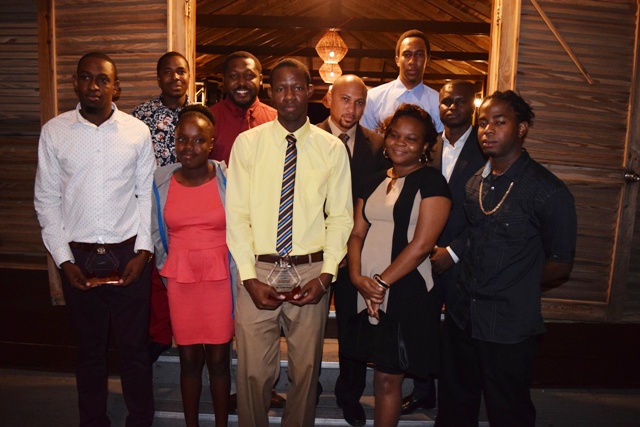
[341,402,366,427]
[229,393,238,414]
[400,394,436,415]
[148,341,171,364]
[270,390,286,408]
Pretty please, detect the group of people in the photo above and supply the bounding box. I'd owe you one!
[33,28,577,427]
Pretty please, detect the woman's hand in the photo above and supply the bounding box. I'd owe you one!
[365,299,381,320]
[352,275,386,304]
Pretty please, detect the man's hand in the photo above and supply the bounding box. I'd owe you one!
[60,261,92,291]
[244,278,285,310]
[430,246,455,276]
[290,273,333,306]
[119,251,150,286]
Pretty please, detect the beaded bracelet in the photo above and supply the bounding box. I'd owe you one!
[373,274,390,289]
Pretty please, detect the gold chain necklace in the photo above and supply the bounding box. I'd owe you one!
[386,164,424,194]
[479,179,514,215]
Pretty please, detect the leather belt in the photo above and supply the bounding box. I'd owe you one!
[69,236,137,252]
[256,251,323,266]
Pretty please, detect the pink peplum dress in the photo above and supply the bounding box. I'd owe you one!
[160,175,234,345]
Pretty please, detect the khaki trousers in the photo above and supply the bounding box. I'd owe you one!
[235,260,329,427]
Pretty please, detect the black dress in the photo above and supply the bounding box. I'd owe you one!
[358,166,451,377]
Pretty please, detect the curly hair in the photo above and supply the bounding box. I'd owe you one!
[382,103,438,163]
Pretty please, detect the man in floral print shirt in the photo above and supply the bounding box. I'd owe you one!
[132,51,191,166]
[132,51,192,362]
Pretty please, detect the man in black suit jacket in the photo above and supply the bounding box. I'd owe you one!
[317,74,384,427]
[401,80,486,414]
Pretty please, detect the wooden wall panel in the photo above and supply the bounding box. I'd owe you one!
[0,1,41,134]
[54,0,169,114]
[0,0,45,268]
[514,0,639,321]
[0,0,181,270]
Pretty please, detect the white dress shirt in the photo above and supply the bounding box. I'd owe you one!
[361,78,444,133]
[441,125,473,183]
[34,103,156,267]
[439,125,474,264]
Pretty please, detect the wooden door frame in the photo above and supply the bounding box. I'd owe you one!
[168,0,196,100]
[607,7,640,321]
[488,0,640,321]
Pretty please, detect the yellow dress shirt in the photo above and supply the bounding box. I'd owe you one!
[226,118,353,281]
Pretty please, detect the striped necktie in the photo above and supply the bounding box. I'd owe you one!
[276,134,297,256]
[339,132,352,158]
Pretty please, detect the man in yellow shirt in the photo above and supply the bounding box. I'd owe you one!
[226,58,353,427]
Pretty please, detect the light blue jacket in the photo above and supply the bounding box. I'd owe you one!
[151,160,237,315]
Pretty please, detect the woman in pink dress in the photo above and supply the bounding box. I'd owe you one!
[151,105,236,427]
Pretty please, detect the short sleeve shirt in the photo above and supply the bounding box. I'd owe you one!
[447,150,577,344]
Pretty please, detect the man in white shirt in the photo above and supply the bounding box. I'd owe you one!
[361,29,443,134]
[34,52,156,426]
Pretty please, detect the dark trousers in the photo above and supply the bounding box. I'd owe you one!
[435,317,537,427]
[61,242,154,427]
[333,266,367,408]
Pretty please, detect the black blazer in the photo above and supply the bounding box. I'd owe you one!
[317,119,385,201]
[429,126,486,288]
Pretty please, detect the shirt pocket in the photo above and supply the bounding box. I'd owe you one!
[491,206,529,247]
[296,170,329,207]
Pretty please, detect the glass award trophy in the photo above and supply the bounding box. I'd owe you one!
[266,257,302,301]
[85,246,121,286]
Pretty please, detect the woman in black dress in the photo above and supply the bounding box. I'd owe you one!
[348,104,451,426]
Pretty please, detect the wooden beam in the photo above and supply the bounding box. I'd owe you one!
[197,14,491,35]
[529,0,594,85]
[606,5,640,321]
[487,0,521,92]
[168,0,197,100]
[38,0,57,123]
[196,45,489,61]
[202,69,486,82]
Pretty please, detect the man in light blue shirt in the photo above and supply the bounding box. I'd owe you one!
[361,29,444,134]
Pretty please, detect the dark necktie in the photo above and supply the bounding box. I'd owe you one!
[339,132,351,158]
[276,134,297,256]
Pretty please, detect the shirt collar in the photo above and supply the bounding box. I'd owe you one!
[390,77,426,98]
[223,96,262,117]
[159,94,190,109]
[272,117,311,147]
[442,125,473,149]
[327,117,357,141]
[481,149,530,179]
[73,102,120,127]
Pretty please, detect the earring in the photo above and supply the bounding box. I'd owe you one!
[420,153,427,163]
[383,148,389,158]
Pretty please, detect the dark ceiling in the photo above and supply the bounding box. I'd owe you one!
[195,0,492,102]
